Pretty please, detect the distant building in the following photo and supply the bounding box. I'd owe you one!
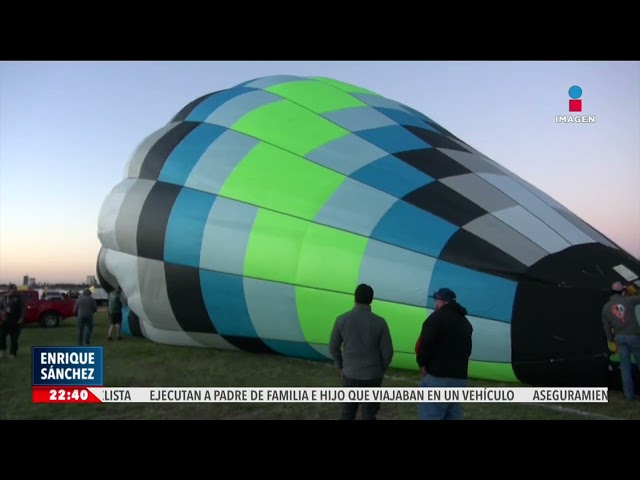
[86,275,97,286]
[28,277,36,287]
[23,275,29,286]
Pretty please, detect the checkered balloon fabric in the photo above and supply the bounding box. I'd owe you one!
[96,75,640,387]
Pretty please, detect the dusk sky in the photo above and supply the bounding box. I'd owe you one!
[0,61,638,284]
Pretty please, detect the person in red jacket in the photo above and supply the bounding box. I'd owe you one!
[415,287,473,420]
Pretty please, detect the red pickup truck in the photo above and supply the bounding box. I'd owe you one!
[0,290,76,328]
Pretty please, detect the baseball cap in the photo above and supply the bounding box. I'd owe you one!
[612,281,626,292]
[432,288,456,302]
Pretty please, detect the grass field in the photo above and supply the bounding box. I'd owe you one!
[2,311,640,420]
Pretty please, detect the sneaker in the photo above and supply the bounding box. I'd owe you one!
[107,337,113,341]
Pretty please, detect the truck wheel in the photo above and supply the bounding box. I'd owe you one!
[41,312,60,328]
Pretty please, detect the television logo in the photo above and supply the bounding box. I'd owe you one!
[569,85,582,112]
[555,85,595,124]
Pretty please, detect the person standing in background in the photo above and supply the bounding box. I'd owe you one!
[0,284,25,359]
[602,281,640,401]
[329,284,394,420]
[74,289,97,345]
[416,288,473,420]
[107,286,124,341]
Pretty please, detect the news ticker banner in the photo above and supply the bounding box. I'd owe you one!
[30,346,610,404]
[32,386,610,404]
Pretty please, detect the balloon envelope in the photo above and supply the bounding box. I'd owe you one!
[97,74,640,388]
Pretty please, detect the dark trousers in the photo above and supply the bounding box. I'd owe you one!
[0,321,22,355]
[340,376,383,420]
[77,317,94,345]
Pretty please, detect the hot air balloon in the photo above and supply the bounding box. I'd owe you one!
[96,74,640,389]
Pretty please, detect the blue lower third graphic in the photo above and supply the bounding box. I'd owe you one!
[32,346,104,387]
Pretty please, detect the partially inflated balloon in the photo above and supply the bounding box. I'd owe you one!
[97,74,640,388]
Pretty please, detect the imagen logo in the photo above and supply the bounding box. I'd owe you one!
[555,85,595,124]
[569,85,582,112]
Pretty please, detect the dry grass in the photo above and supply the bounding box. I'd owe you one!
[2,312,639,420]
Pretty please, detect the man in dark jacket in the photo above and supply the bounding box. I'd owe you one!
[0,284,25,359]
[415,287,473,420]
[329,283,394,420]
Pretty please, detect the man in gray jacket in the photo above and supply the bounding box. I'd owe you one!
[74,289,98,346]
[329,284,394,420]
[602,281,640,400]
